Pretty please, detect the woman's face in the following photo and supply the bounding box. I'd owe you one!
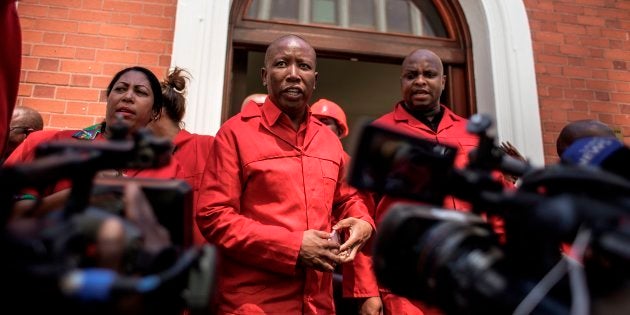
[105,70,155,134]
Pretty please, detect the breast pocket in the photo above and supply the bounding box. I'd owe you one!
[316,159,340,211]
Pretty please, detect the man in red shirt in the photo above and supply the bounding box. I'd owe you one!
[372,49,479,315]
[196,34,375,314]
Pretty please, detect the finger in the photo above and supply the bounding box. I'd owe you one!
[312,229,332,239]
[332,217,355,230]
[338,245,360,263]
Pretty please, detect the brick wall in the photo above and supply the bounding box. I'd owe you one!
[525,0,630,163]
[16,0,177,130]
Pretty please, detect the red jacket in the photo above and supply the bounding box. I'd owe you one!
[371,102,479,315]
[196,99,375,314]
[5,124,180,198]
[170,129,214,246]
[0,0,20,157]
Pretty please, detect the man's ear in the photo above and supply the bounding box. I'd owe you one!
[313,72,319,90]
[261,67,267,87]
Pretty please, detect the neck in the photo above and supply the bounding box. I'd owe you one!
[285,108,307,131]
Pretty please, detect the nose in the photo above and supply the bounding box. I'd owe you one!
[122,89,134,102]
[414,74,427,86]
[286,64,300,81]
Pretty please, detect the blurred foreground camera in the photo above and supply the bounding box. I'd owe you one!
[0,126,216,315]
[349,115,630,315]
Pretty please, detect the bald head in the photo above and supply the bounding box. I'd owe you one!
[264,34,316,68]
[556,119,616,156]
[402,49,443,74]
[4,106,44,159]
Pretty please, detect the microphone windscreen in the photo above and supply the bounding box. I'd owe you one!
[561,137,630,181]
[561,137,623,166]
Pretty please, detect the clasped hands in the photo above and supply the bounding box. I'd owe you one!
[298,217,373,272]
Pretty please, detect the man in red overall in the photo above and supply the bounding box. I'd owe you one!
[196,34,375,314]
[372,49,480,315]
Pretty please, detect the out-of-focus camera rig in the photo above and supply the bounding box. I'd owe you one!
[0,123,216,315]
[349,114,630,315]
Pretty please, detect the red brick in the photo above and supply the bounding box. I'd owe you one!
[601,29,628,40]
[67,9,111,23]
[99,24,140,38]
[32,45,76,59]
[110,13,132,24]
[586,80,615,91]
[594,91,611,101]
[609,70,630,81]
[38,59,60,71]
[584,58,614,69]
[35,20,78,33]
[573,101,589,111]
[137,54,159,66]
[617,82,630,92]
[592,69,608,79]
[105,38,126,50]
[71,74,92,87]
[126,39,166,53]
[64,34,106,49]
[590,102,619,113]
[556,23,586,35]
[45,0,82,7]
[563,66,592,78]
[49,7,69,19]
[603,50,628,60]
[87,103,107,116]
[25,71,70,85]
[49,114,95,129]
[533,31,564,43]
[159,55,171,67]
[83,0,104,10]
[559,44,590,56]
[56,87,101,101]
[18,3,50,18]
[61,60,102,74]
[610,93,630,103]
[21,98,66,113]
[95,50,138,64]
[536,54,567,65]
[570,79,586,89]
[18,84,34,97]
[564,88,594,100]
[131,15,173,28]
[75,48,97,61]
[66,101,89,115]
[33,85,56,98]
[43,33,65,45]
[567,111,595,121]
[102,0,143,12]
[78,23,101,35]
[21,30,44,43]
[554,3,585,14]
[143,4,164,16]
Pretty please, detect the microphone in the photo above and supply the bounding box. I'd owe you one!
[60,268,160,302]
[561,137,630,180]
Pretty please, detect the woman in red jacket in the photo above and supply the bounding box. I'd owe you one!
[6,66,178,219]
[148,67,214,246]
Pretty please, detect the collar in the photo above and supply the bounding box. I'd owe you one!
[72,122,105,140]
[392,101,462,132]
[243,97,312,129]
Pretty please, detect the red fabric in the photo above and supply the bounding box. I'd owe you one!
[370,102,479,315]
[5,128,181,197]
[196,99,375,314]
[0,1,21,157]
[170,129,214,246]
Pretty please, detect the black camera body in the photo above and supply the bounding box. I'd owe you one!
[349,115,630,315]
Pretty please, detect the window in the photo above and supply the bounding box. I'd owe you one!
[246,0,447,38]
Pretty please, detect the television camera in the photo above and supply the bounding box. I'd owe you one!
[0,123,216,315]
[348,114,630,315]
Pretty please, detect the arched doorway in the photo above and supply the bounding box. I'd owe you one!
[224,0,475,146]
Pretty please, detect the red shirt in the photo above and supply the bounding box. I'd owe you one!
[170,129,214,246]
[0,1,20,157]
[196,99,375,314]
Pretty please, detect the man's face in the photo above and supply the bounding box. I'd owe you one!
[400,51,445,113]
[262,37,318,117]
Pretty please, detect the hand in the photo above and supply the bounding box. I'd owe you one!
[333,217,373,263]
[499,141,526,161]
[298,229,342,272]
[358,296,383,315]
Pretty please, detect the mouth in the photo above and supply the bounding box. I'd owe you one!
[114,106,135,118]
[282,87,303,98]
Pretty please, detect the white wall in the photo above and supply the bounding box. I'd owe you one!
[170,0,231,136]
[459,0,544,165]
